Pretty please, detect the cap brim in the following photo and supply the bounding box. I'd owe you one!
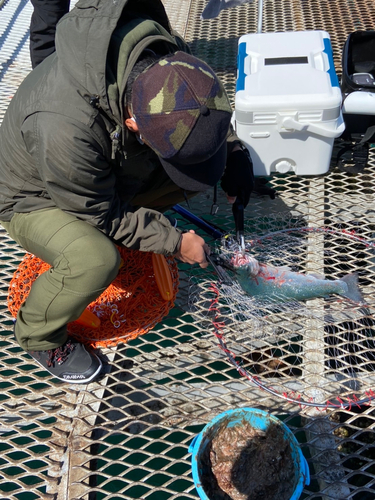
[159,141,227,192]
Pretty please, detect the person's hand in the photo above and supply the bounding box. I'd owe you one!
[253,177,277,199]
[220,146,254,207]
[174,230,210,268]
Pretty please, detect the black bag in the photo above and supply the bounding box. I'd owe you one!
[341,30,375,95]
[336,30,375,173]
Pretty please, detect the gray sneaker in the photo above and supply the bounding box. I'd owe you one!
[28,338,102,383]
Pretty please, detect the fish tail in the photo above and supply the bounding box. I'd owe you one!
[340,273,365,304]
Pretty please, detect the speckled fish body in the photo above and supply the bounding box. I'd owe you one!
[235,263,363,304]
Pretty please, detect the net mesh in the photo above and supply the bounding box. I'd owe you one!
[190,219,375,409]
[7,246,179,348]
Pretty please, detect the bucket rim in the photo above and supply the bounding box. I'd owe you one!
[189,407,310,500]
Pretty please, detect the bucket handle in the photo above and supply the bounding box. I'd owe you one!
[279,116,345,139]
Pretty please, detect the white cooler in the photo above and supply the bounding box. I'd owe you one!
[233,30,345,176]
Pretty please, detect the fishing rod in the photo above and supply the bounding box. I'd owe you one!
[172,204,225,240]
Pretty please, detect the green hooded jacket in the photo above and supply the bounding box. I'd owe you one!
[0,0,196,255]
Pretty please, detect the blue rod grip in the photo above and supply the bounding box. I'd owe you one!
[172,205,224,240]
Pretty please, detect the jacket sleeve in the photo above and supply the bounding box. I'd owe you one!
[226,122,245,157]
[21,112,182,255]
[173,32,192,54]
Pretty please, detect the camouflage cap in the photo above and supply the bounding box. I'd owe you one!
[131,51,232,191]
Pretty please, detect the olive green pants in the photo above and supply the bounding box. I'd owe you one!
[2,208,120,351]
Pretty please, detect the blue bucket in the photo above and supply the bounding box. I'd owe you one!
[189,408,310,500]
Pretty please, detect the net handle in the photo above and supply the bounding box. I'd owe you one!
[152,253,174,301]
[75,308,101,329]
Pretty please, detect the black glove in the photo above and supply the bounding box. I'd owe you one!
[220,149,254,208]
[253,177,277,199]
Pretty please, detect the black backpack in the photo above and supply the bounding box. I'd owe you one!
[334,30,375,173]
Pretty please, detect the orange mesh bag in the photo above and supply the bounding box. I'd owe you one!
[8,246,179,348]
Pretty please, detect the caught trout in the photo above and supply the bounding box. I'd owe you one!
[231,253,364,304]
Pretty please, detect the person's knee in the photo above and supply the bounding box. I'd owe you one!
[61,238,121,294]
[90,241,121,285]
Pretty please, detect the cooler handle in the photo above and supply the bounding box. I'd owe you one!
[279,116,345,138]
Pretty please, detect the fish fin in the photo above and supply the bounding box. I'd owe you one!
[309,272,325,280]
[340,273,366,304]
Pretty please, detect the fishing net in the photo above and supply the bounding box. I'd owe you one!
[8,246,179,348]
[190,220,375,409]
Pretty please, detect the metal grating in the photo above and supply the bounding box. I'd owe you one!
[1,0,375,499]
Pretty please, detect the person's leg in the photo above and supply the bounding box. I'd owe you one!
[4,208,120,351]
[29,0,70,68]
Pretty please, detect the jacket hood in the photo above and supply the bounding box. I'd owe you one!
[55,0,176,124]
